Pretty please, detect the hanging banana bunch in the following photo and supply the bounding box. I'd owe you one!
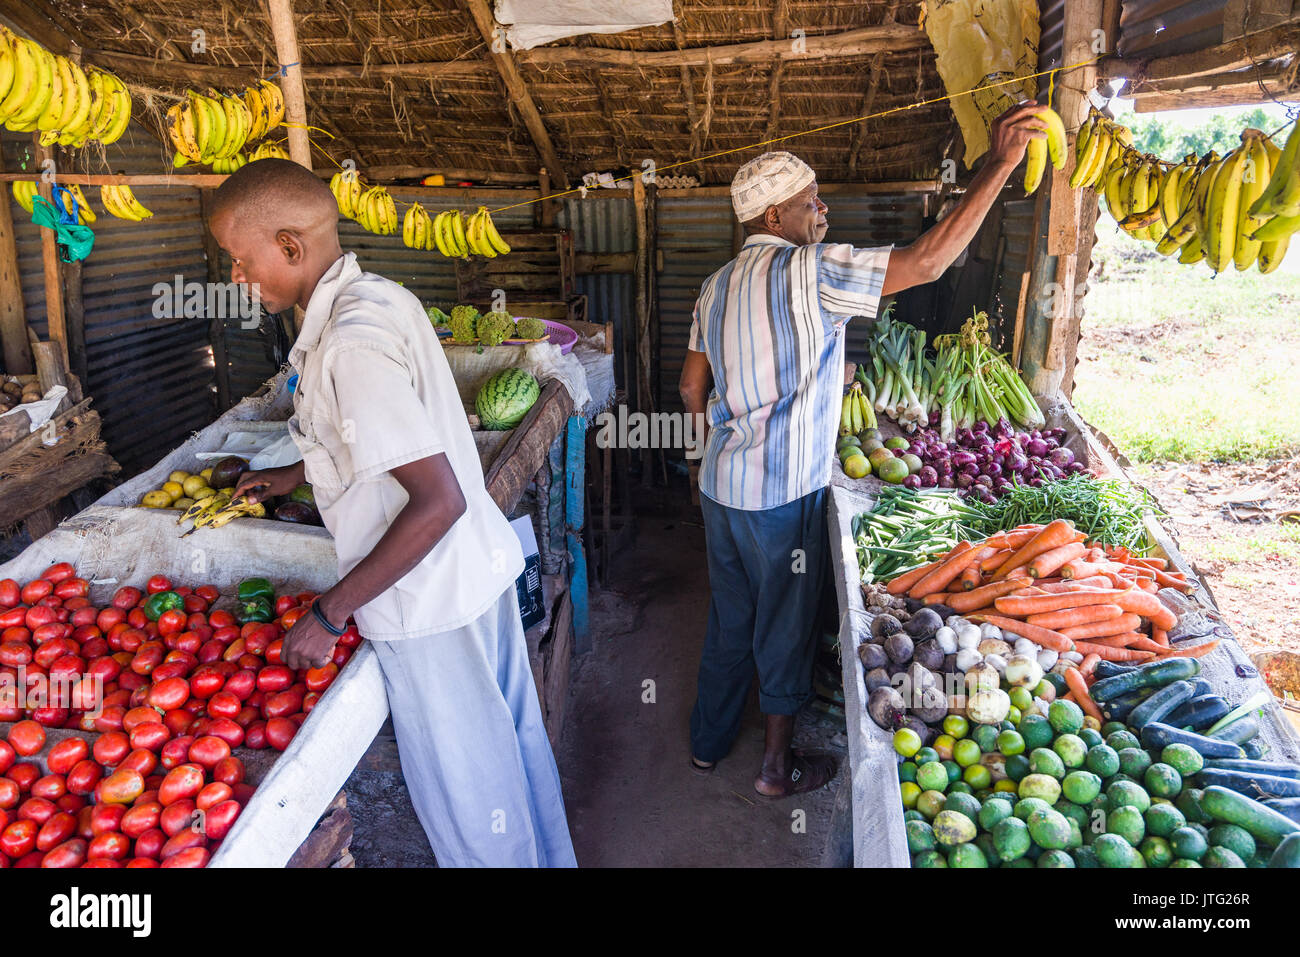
[329,169,364,219]
[99,183,152,221]
[248,141,291,161]
[242,79,284,143]
[355,186,398,236]
[1023,106,1067,195]
[465,206,511,257]
[402,202,437,250]
[432,209,469,257]
[0,29,131,146]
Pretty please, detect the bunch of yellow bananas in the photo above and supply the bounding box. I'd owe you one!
[10,181,95,224]
[1023,107,1067,195]
[99,183,152,221]
[329,169,364,219]
[211,153,247,175]
[10,180,36,215]
[839,381,876,435]
[1071,108,1296,274]
[431,209,470,257]
[180,494,266,536]
[403,202,437,250]
[0,29,131,146]
[241,79,284,143]
[356,186,397,235]
[167,90,251,166]
[464,206,511,258]
[249,141,291,161]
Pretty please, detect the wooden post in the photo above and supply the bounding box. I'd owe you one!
[32,137,67,368]
[538,168,556,228]
[632,174,650,424]
[199,189,232,411]
[0,147,31,374]
[61,260,87,386]
[266,0,312,171]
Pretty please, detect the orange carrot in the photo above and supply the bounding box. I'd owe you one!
[1059,613,1144,642]
[1026,603,1125,630]
[923,592,953,606]
[1072,641,1156,662]
[980,549,1014,572]
[971,613,1074,652]
[886,559,942,595]
[1011,587,1049,597]
[1041,575,1115,592]
[1064,667,1104,723]
[1137,579,1159,593]
[909,541,976,599]
[1086,632,1145,648]
[1127,636,1169,654]
[1130,557,1168,570]
[959,565,982,591]
[945,577,1033,614]
[1150,568,1195,593]
[1002,564,1031,580]
[1079,653,1102,678]
[994,590,1124,616]
[1151,626,1169,648]
[1084,547,1108,563]
[1061,690,1078,704]
[1061,559,1119,580]
[1029,541,1089,579]
[992,519,1077,580]
[1112,590,1177,630]
[1168,639,1220,658]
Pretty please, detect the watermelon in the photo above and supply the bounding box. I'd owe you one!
[476,368,540,430]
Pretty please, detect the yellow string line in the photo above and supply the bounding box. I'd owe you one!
[486,54,1106,214]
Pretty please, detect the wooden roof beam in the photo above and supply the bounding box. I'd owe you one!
[763,0,789,143]
[461,0,568,188]
[1100,21,1300,84]
[670,15,702,158]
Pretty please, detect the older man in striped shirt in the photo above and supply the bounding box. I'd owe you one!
[680,102,1049,796]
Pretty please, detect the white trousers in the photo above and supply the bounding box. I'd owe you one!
[371,586,577,867]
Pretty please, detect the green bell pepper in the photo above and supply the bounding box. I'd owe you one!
[237,577,275,602]
[143,590,184,621]
[237,595,274,624]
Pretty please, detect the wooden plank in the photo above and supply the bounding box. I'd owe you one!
[1134,79,1298,112]
[267,0,312,171]
[0,172,227,187]
[462,0,568,188]
[286,791,353,868]
[658,181,943,198]
[1043,253,1077,371]
[539,586,573,749]
[483,380,573,514]
[1046,0,1103,256]
[60,260,87,386]
[1101,22,1300,84]
[1222,0,1295,42]
[31,139,66,369]
[0,147,31,375]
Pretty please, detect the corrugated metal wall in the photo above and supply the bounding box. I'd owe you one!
[1119,0,1229,59]
[3,124,215,476]
[557,195,634,382]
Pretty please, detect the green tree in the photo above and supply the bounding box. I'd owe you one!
[1127,107,1279,159]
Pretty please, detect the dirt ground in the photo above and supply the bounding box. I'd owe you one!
[1130,458,1300,656]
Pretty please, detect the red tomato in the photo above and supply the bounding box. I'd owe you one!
[110,587,142,610]
[31,707,69,728]
[56,792,86,814]
[243,720,268,749]
[196,639,223,664]
[129,723,170,753]
[236,654,262,671]
[179,596,206,617]
[40,837,88,868]
[120,801,162,839]
[17,796,57,824]
[125,857,159,867]
[159,736,195,771]
[7,762,38,793]
[133,827,166,860]
[146,676,190,711]
[279,607,308,631]
[36,810,77,851]
[118,671,147,693]
[172,632,203,656]
[98,768,144,805]
[160,826,208,860]
[208,609,236,629]
[65,759,104,796]
[0,818,37,857]
[202,797,244,841]
[25,605,58,630]
[93,707,127,735]
[162,709,193,737]
[262,688,303,719]
[158,764,205,807]
[305,662,338,693]
[89,803,126,836]
[0,779,18,810]
[31,774,66,801]
[122,706,163,733]
[40,563,75,584]
[230,781,256,805]
[233,706,259,728]
[265,638,284,666]
[189,664,226,699]
[118,748,158,778]
[32,635,75,668]
[256,664,293,693]
[160,846,209,868]
[182,698,206,716]
[194,585,220,604]
[75,805,95,839]
[130,641,166,676]
[96,606,126,633]
[70,606,99,628]
[145,576,172,595]
[48,654,85,679]
[0,579,19,608]
[0,739,13,775]
[87,831,131,861]
[126,608,147,630]
[195,781,233,811]
[159,798,197,836]
[212,756,244,787]
[157,609,187,637]
[0,642,31,667]
[222,637,249,663]
[264,717,297,752]
[302,691,320,714]
[7,720,44,756]
[206,691,241,719]
[53,578,88,600]
[188,735,232,769]
[245,690,265,710]
[119,628,147,654]
[0,625,29,643]
[20,580,53,605]
[0,607,29,629]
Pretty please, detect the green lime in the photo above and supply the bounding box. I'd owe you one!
[1018,713,1055,750]
[1101,721,1128,737]
[1106,729,1140,752]
[1144,763,1183,800]
[1062,770,1102,805]
[1078,728,1104,748]
[1107,780,1151,814]
[992,816,1032,862]
[942,760,963,784]
[1169,859,1202,868]
[942,714,969,738]
[1053,733,1088,769]
[1027,807,1072,850]
[994,778,1020,795]
[916,789,946,819]
[1029,747,1066,780]
[1006,705,1022,725]
[971,724,1000,753]
[947,781,974,796]
[898,760,918,784]
[1208,824,1256,862]
[1161,743,1204,777]
[906,819,936,854]
[1014,797,1052,821]
[1203,846,1246,868]
[1108,805,1146,846]
[944,791,982,824]
[1048,699,1085,735]
[904,809,925,823]
[1004,753,1031,781]
[997,730,1025,756]
[916,761,949,793]
[1085,744,1120,779]
[979,797,1014,831]
[914,747,940,766]
[1009,686,1033,712]
[1118,747,1152,779]
[900,781,921,809]
[893,728,922,757]
[1038,849,1075,868]
[963,764,992,790]
[932,734,956,762]
[953,738,982,768]
[913,850,947,868]
[948,842,988,868]
[1145,803,1186,839]
[1018,773,1062,804]
[1140,835,1174,868]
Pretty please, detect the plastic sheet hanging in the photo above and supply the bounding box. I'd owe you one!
[30,189,95,262]
[921,0,1041,169]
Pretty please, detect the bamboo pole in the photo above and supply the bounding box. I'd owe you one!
[266,0,312,171]
[31,137,67,369]
[0,148,31,374]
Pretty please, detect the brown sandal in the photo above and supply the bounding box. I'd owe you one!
[754,752,837,798]
[689,755,716,775]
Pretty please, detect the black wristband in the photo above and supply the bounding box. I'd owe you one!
[311,600,346,637]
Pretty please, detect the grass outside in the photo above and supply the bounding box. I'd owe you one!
[1072,226,1300,463]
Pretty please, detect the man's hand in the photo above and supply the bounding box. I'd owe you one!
[987,101,1051,170]
[233,461,305,504]
[281,604,338,671]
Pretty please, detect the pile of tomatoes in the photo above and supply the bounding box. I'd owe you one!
[0,563,361,868]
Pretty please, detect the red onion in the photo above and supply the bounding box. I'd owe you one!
[918,465,938,487]
[903,475,921,490]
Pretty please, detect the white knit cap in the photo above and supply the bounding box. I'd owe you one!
[730,151,816,222]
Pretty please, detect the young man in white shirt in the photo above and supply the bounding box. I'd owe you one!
[212,159,576,867]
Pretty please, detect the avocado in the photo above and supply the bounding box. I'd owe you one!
[209,455,250,489]
[289,483,316,506]
[275,501,320,525]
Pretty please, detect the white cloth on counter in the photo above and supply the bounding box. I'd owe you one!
[0,385,68,438]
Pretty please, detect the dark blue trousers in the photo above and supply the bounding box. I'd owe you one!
[690,487,828,763]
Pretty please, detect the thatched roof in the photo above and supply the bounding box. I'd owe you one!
[13,0,956,186]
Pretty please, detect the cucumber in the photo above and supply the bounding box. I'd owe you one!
[1101,687,1155,723]
[1140,722,1246,759]
[1207,714,1260,745]
[1197,768,1300,799]
[1093,660,1138,681]
[1128,680,1197,731]
[1270,833,1300,868]
[1089,658,1202,703]
[1166,694,1230,732]
[1263,798,1300,826]
[1242,739,1268,760]
[1202,758,1300,780]
[1187,678,1213,698]
[1200,785,1300,848]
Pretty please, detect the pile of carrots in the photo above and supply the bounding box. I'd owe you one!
[884,519,1218,690]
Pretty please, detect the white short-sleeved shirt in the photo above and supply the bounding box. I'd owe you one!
[287,253,524,639]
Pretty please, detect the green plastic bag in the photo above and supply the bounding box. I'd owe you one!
[30,193,95,262]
